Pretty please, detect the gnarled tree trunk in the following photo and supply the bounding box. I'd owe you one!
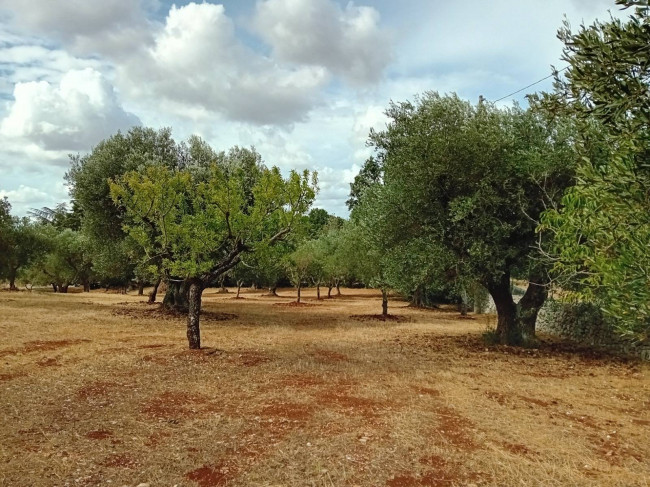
[186,279,204,349]
[327,285,333,298]
[163,280,189,312]
[148,277,161,304]
[9,268,17,291]
[518,272,549,341]
[486,271,520,345]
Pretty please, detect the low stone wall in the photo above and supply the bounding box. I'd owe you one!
[537,300,650,361]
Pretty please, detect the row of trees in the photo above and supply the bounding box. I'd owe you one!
[2,1,647,348]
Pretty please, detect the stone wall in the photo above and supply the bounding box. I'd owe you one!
[537,300,650,361]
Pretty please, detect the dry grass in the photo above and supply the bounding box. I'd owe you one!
[1,287,649,487]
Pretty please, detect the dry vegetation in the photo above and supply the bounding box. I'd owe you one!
[1,288,649,487]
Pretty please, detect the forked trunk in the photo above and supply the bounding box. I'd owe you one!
[148,277,161,304]
[518,272,549,341]
[486,271,520,345]
[382,288,388,317]
[187,279,204,349]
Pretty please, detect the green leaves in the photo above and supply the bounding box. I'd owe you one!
[537,1,650,339]
[109,145,317,283]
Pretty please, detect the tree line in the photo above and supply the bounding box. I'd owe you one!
[1,0,648,348]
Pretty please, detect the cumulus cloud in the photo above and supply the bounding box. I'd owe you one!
[254,0,391,84]
[1,68,141,151]
[0,0,154,57]
[118,2,328,125]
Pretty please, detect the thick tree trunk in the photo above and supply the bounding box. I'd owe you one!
[411,286,423,307]
[486,271,520,345]
[459,287,469,316]
[296,283,302,303]
[163,280,189,312]
[517,272,549,341]
[327,286,333,298]
[9,268,17,291]
[59,284,69,293]
[83,279,90,293]
[382,288,388,317]
[186,279,204,350]
[137,281,145,296]
[148,277,161,304]
[51,283,58,293]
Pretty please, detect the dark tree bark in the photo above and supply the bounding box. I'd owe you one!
[316,283,321,300]
[137,281,145,296]
[518,272,549,341]
[163,280,189,312]
[186,279,204,349]
[268,285,278,296]
[9,268,17,291]
[486,271,520,345]
[411,286,424,307]
[51,283,58,293]
[336,281,341,296]
[296,282,302,303]
[236,281,243,298]
[148,277,161,304]
[382,288,388,317]
[59,284,69,293]
[327,286,333,298]
[82,279,90,292]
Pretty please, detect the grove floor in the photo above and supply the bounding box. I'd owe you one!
[0,288,648,486]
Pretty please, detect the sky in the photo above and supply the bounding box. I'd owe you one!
[0,0,622,217]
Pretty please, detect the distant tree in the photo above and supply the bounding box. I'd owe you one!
[66,127,179,291]
[0,215,47,291]
[346,156,382,210]
[110,149,317,349]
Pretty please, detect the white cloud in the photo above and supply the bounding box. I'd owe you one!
[254,0,391,84]
[1,68,140,152]
[0,0,154,57]
[117,2,329,125]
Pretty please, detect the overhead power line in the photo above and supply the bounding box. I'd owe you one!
[492,66,569,103]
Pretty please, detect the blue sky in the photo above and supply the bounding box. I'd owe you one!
[0,0,620,216]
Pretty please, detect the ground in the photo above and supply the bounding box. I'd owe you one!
[0,288,649,487]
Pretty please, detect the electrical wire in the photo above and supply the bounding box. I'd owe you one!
[492,66,569,103]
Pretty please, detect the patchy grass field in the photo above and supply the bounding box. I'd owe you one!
[1,288,649,487]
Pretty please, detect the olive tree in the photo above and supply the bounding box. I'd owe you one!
[110,151,316,349]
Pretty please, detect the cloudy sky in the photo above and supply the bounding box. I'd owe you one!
[0,0,620,216]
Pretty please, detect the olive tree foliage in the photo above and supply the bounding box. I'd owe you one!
[535,1,650,339]
[66,127,179,289]
[355,93,575,343]
[110,145,317,349]
[25,227,93,293]
[0,198,47,291]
